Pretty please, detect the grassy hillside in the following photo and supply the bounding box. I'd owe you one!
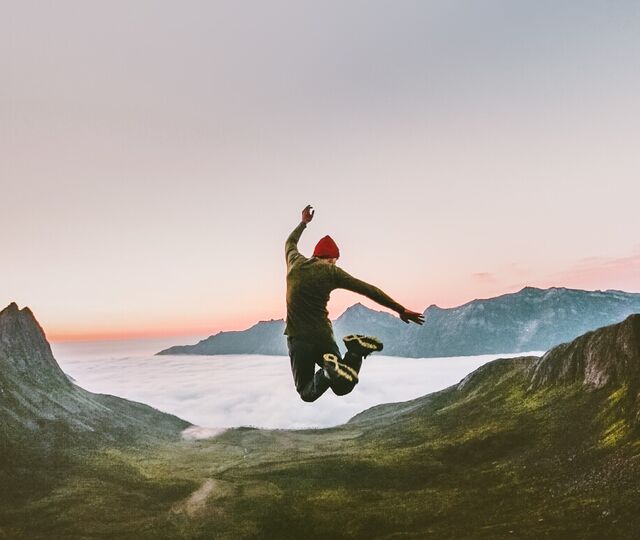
[2,309,639,539]
[0,303,189,535]
[3,358,639,538]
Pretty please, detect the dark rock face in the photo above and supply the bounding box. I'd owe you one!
[0,302,69,386]
[157,287,640,358]
[529,314,640,390]
[0,303,189,444]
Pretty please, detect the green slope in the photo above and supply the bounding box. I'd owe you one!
[0,303,189,532]
[2,310,639,539]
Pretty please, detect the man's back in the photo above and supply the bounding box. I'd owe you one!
[283,218,405,343]
[285,255,338,342]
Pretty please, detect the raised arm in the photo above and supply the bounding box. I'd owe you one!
[285,205,314,265]
[334,267,425,325]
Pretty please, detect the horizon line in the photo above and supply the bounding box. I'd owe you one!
[43,284,640,343]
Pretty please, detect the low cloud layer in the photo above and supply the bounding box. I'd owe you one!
[54,343,537,429]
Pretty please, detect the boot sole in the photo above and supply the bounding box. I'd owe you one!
[323,353,358,383]
[343,334,384,353]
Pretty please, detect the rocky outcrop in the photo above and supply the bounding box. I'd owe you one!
[352,314,640,428]
[529,314,640,390]
[0,303,189,444]
[0,302,70,387]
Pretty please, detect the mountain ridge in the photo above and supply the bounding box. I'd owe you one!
[0,302,70,386]
[3,303,640,537]
[157,286,640,357]
[351,312,640,429]
[0,303,189,449]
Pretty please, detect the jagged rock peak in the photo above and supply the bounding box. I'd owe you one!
[519,286,543,293]
[0,303,69,386]
[1,302,46,342]
[336,303,376,319]
[344,302,369,313]
[529,314,640,390]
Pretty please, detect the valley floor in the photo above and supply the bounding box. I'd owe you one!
[2,355,640,539]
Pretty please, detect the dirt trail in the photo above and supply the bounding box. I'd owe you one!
[173,479,216,517]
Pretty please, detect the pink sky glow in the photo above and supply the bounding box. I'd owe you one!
[44,250,640,342]
[3,2,639,341]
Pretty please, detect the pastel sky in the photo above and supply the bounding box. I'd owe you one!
[3,1,639,341]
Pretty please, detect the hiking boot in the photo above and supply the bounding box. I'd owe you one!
[322,353,358,384]
[343,335,384,358]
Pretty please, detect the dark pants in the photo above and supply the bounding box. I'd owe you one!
[287,337,363,402]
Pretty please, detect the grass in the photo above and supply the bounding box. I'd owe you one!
[2,355,640,539]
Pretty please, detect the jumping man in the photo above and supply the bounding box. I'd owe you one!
[285,205,424,402]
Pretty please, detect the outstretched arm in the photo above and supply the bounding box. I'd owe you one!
[285,205,314,265]
[334,267,424,325]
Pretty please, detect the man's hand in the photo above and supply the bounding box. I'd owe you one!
[301,204,315,224]
[400,308,425,325]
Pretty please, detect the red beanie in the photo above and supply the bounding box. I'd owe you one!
[313,235,340,259]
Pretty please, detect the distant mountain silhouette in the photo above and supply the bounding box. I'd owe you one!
[159,319,287,355]
[157,287,640,357]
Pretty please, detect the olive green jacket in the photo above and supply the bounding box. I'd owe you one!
[284,221,405,342]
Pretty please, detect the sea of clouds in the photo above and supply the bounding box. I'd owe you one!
[53,339,540,430]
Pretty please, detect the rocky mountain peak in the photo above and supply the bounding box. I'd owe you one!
[0,302,69,387]
[1,304,189,446]
[343,302,369,314]
[335,303,376,322]
[529,314,640,390]
[519,286,542,294]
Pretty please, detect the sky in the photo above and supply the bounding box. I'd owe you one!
[3,1,640,341]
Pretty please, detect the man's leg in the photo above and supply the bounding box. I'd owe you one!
[288,337,330,402]
[329,349,362,396]
[331,334,384,396]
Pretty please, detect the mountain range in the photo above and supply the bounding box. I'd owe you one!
[2,302,640,538]
[157,286,640,357]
